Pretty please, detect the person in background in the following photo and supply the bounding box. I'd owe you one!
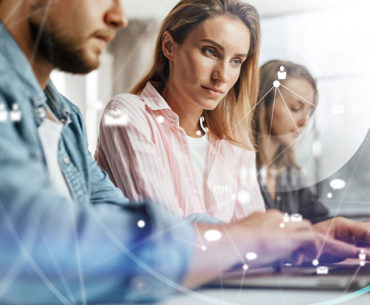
[96,0,265,223]
[253,60,331,223]
[0,0,369,304]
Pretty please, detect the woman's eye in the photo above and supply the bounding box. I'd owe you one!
[231,58,242,67]
[203,47,217,57]
[290,105,302,112]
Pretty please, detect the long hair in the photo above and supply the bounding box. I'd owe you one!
[254,60,318,169]
[130,0,261,149]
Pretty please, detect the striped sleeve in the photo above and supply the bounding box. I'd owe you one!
[96,95,183,216]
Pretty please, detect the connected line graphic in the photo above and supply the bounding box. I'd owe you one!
[1,0,369,305]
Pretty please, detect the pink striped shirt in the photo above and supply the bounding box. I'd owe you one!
[95,82,265,223]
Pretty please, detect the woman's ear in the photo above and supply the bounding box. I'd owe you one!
[162,31,176,61]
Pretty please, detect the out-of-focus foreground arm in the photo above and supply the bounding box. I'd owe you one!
[0,98,194,304]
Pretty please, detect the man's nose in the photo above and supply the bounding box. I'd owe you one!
[105,0,128,29]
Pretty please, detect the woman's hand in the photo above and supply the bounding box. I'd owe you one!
[183,211,368,288]
[314,217,370,245]
[312,217,370,262]
[232,210,366,266]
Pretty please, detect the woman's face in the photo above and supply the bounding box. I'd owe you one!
[168,15,251,111]
[267,77,315,147]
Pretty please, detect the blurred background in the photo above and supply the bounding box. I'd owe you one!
[51,0,370,218]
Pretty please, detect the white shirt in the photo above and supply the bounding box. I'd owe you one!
[185,134,209,202]
[37,106,71,200]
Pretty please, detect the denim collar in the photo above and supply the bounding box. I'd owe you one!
[45,81,72,125]
[0,22,72,127]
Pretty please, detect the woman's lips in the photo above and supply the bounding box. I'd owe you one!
[201,85,224,97]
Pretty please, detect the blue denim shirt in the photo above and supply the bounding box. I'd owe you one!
[0,23,194,304]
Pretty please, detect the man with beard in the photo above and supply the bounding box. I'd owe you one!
[0,1,196,304]
[0,0,369,304]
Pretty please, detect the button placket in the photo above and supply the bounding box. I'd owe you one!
[63,156,70,165]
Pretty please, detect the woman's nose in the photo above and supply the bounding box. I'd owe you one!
[211,61,228,83]
[297,111,309,127]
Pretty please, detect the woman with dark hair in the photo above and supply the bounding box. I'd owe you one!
[254,59,329,223]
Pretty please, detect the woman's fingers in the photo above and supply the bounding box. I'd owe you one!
[314,217,370,246]
[304,231,369,264]
[287,223,369,265]
[345,220,370,245]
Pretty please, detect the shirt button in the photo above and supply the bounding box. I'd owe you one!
[37,106,47,120]
[63,157,70,165]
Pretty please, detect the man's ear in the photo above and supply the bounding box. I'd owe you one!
[162,31,176,61]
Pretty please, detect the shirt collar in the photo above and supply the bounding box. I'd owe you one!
[44,81,73,125]
[140,81,179,123]
[0,22,73,126]
[140,82,171,111]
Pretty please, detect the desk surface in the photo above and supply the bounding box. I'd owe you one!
[158,287,370,305]
[156,262,370,305]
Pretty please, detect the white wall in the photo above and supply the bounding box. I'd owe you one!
[259,2,370,184]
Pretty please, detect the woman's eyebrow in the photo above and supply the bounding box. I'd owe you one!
[200,38,248,57]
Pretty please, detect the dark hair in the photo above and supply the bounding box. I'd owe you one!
[254,59,318,168]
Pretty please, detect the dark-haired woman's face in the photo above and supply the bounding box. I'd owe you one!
[267,77,315,147]
[169,15,250,111]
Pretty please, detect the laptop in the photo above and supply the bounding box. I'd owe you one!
[207,259,370,291]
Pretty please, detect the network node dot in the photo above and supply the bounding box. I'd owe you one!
[246,252,258,261]
[204,229,222,242]
[156,115,165,124]
[237,190,250,204]
[273,80,281,88]
[137,220,146,228]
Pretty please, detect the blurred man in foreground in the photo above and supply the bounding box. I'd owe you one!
[0,0,368,304]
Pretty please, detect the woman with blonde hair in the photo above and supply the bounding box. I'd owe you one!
[95,0,264,222]
[254,59,329,223]
[95,0,370,268]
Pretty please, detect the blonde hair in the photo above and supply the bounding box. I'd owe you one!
[254,60,318,169]
[130,0,261,149]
